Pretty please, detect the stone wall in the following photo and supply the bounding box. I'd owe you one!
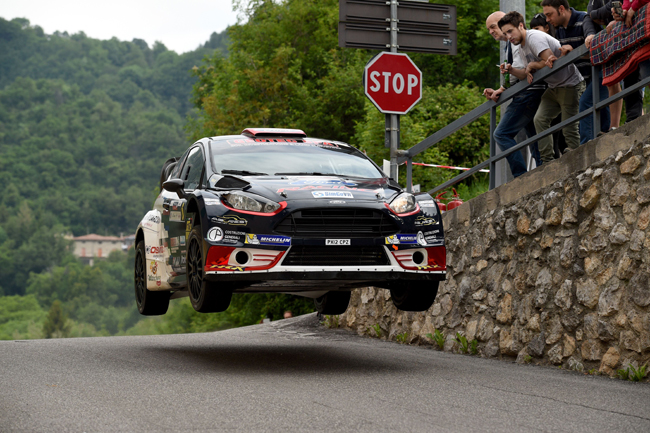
[339,117,650,375]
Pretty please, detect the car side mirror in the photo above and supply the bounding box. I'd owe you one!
[162,178,186,199]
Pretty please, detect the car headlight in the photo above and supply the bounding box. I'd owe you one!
[389,193,417,214]
[222,192,281,213]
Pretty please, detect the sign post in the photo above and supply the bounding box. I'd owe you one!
[340,0,456,185]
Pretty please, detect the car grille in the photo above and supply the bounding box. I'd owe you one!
[282,246,390,266]
[274,208,398,238]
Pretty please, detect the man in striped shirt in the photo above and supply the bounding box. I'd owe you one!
[542,0,611,144]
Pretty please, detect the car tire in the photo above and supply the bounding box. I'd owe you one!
[187,224,232,313]
[390,281,439,312]
[314,291,351,315]
[134,240,170,315]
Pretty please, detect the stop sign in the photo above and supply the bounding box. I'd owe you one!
[364,52,422,115]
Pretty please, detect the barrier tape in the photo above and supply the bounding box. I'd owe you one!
[409,162,490,173]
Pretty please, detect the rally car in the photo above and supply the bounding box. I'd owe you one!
[134,128,446,316]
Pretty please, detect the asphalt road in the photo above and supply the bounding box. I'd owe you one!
[1,313,649,432]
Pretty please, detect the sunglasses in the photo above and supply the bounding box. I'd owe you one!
[534,13,545,19]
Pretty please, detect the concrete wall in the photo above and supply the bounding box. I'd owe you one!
[339,116,650,375]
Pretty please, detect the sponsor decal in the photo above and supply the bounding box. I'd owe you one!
[211,215,248,226]
[147,214,161,224]
[417,232,427,246]
[289,179,357,186]
[329,200,346,204]
[245,234,291,246]
[170,200,182,211]
[418,200,436,207]
[225,230,246,236]
[180,236,186,246]
[277,185,375,193]
[181,255,187,265]
[147,246,165,254]
[150,261,158,275]
[204,199,221,206]
[424,229,441,236]
[312,191,354,199]
[185,221,192,237]
[415,216,437,227]
[326,239,351,246]
[156,281,161,287]
[148,275,161,282]
[142,221,155,229]
[170,237,179,248]
[210,265,245,271]
[170,211,182,222]
[385,234,419,245]
[207,227,224,242]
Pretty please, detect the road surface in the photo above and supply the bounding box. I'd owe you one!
[1,313,649,432]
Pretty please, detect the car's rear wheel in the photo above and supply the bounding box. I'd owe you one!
[314,291,351,315]
[134,240,170,315]
[390,281,439,312]
[187,225,232,313]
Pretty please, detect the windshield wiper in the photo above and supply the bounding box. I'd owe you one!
[274,172,339,176]
[221,169,268,176]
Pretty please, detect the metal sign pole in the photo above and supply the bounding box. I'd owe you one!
[389,0,399,181]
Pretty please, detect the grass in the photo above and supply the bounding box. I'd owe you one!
[323,315,339,328]
[455,332,469,354]
[426,329,445,350]
[395,332,408,344]
[617,364,648,382]
[371,323,382,338]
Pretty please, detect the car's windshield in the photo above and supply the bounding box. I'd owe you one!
[209,141,383,179]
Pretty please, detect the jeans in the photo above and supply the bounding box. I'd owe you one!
[579,71,611,144]
[534,81,586,163]
[624,59,650,122]
[493,89,545,178]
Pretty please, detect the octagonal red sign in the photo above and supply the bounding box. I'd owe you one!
[364,52,422,115]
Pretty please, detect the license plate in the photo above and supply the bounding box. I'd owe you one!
[326,239,350,246]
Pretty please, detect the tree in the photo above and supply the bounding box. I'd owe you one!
[43,300,71,338]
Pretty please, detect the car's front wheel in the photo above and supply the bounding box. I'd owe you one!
[134,240,170,315]
[390,281,439,312]
[187,225,232,313]
[314,291,351,315]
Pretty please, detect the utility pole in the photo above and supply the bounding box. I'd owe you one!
[388,0,399,181]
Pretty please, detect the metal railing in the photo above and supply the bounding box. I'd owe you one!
[397,43,650,195]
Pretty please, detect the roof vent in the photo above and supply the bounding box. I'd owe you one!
[241,128,307,138]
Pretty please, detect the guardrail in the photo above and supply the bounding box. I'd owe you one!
[398,43,650,195]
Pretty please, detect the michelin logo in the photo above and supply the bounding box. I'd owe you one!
[245,234,291,246]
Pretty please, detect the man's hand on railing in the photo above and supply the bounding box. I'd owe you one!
[585,34,595,48]
[559,45,573,57]
[545,54,557,68]
[606,20,618,34]
[483,87,505,102]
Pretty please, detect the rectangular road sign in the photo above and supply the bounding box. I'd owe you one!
[338,22,456,55]
[339,0,457,54]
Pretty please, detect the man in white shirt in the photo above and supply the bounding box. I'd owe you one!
[499,11,585,163]
[482,11,545,178]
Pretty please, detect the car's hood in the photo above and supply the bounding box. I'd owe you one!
[245,176,401,202]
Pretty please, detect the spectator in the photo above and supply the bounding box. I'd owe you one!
[283,310,293,319]
[610,2,650,122]
[589,0,623,131]
[499,11,585,163]
[542,0,611,144]
[531,13,568,157]
[482,11,545,178]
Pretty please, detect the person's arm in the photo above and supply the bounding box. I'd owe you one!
[583,14,598,37]
[506,65,528,81]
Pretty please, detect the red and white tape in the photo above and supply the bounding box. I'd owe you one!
[410,162,490,173]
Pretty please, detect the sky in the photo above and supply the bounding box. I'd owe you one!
[2,0,241,53]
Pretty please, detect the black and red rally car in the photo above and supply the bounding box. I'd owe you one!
[134,128,445,316]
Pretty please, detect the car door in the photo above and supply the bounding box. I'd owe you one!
[167,145,205,277]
